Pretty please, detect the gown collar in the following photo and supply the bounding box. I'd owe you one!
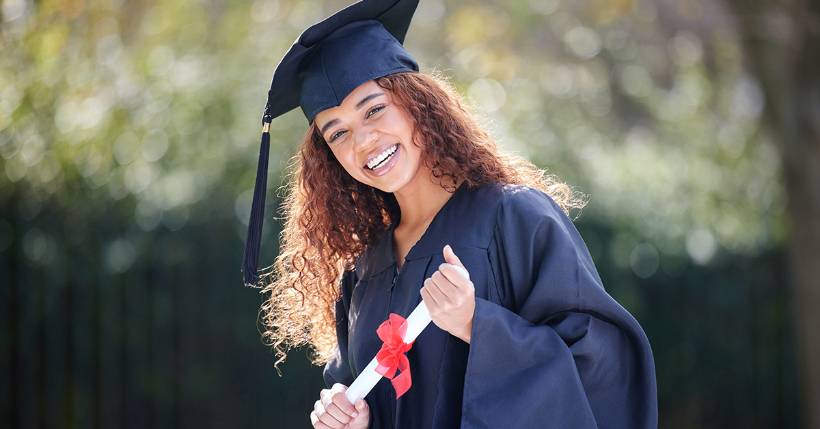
[363,181,469,278]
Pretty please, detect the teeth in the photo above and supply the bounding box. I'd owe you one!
[366,144,398,170]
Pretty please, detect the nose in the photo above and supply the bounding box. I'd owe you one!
[353,125,378,151]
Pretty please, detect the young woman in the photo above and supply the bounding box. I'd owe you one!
[246,1,657,428]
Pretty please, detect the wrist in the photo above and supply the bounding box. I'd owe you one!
[457,320,472,344]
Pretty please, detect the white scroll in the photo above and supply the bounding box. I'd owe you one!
[345,264,470,404]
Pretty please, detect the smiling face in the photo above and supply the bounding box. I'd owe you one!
[314,79,424,194]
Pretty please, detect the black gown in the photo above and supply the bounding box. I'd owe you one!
[322,182,658,428]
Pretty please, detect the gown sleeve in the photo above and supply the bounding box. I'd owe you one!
[461,187,657,429]
[322,269,357,388]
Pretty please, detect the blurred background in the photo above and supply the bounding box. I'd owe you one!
[2,0,818,427]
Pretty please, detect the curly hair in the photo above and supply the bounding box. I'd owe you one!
[259,71,587,372]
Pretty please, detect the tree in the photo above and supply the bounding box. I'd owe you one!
[727,1,820,427]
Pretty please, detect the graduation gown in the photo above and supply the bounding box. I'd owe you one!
[322,182,658,428]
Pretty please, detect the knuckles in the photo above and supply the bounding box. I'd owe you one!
[432,271,444,283]
[314,386,356,426]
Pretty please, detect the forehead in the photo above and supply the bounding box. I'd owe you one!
[314,80,388,124]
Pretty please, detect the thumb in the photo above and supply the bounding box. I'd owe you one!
[443,244,463,267]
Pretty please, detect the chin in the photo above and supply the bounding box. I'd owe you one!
[380,170,422,195]
[371,181,405,194]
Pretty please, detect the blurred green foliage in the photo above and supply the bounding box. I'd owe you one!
[0,0,796,428]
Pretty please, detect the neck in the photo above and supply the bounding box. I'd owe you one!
[392,167,458,229]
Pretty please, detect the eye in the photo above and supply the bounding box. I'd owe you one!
[327,105,385,143]
[329,129,346,143]
[366,104,385,119]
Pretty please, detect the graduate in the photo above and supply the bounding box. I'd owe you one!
[243,1,658,427]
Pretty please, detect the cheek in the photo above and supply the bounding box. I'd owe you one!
[337,154,361,177]
[404,134,424,163]
[331,147,371,183]
[327,147,353,172]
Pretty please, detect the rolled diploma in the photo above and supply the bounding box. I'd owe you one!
[345,264,469,404]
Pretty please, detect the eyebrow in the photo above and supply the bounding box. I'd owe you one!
[319,92,385,136]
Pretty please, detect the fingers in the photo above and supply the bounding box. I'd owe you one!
[329,384,356,415]
[434,271,462,303]
[320,388,331,403]
[420,281,439,309]
[421,246,475,316]
[439,243,472,288]
[328,391,357,423]
[422,277,448,307]
[324,404,350,427]
[348,399,370,429]
[310,410,332,429]
[312,400,345,428]
[437,263,472,289]
[312,385,357,429]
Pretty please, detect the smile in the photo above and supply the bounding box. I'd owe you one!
[365,144,401,177]
[365,143,399,170]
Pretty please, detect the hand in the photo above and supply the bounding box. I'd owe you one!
[310,383,370,429]
[420,244,475,343]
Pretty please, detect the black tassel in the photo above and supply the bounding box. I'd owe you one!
[242,121,271,287]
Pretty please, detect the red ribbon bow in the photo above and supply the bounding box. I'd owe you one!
[374,313,414,399]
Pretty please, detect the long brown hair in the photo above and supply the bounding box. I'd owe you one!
[259,71,586,371]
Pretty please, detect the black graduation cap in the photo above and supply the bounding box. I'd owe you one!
[242,0,421,287]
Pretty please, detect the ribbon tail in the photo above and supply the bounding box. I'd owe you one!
[391,356,412,398]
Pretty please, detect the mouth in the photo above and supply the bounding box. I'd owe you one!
[363,143,400,170]
[364,143,401,177]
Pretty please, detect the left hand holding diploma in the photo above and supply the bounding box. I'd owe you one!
[310,383,369,429]
[420,244,475,344]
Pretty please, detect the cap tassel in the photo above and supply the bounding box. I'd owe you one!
[243,120,271,287]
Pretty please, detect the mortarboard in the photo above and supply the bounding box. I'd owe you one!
[243,0,421,287]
